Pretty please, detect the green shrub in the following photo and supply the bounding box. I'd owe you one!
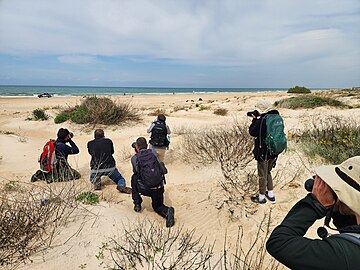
[300,116,360,164]
[54,96,140,125]
[75,191,99,205]
[32,108,49,121]
[199,105,211,111]
[213,108,228,116]
[287,86,311,94]
[274,95,346,109]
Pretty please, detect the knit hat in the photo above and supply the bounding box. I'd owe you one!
[255,100,273,113]
[314,156,360,216]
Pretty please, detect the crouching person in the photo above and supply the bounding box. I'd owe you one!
[131,137,175,227]
[87,129,131,193]
[31,128,81,183]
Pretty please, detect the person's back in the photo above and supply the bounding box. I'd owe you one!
[87,137,115,170]
[147,114,170,162]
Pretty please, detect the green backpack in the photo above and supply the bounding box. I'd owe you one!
[260,114,287,156]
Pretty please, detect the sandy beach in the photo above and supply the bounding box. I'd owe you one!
[0,90,359,269]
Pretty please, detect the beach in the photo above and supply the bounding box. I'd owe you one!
[0,90,359,269]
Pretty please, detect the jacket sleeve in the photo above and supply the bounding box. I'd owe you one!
[249,118,261,137]
[65,140,79,155]
[166,125,171,135]
[147,122,155,133]
[159,161,168,175]
[266,194,354,270]
[131,155,138,174]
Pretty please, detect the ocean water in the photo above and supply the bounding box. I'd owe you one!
[0,85,329,97]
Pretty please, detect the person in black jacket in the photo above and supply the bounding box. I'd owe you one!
[266,156,360,270]
[130,137,175,227]
[87,129,131,193]
[147,114,171,162]
[248,100,279,203]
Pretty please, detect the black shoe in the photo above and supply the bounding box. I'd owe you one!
[117,185,132,194]
[265,191,276,202]
[250,195,266,204]
[166,207,175,227]
[134,204,141,212]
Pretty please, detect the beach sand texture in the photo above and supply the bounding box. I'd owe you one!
[0,90,359,269]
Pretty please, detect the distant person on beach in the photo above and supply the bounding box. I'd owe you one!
[248,100,287,203]
[130,137,175,227]
[87,129,131,193]
[266,156,360,269]
[31,128,81,182]
[147,114,171,162]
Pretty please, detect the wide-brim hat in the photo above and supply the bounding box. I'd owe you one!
[255,100,274,114]
[314,156,360,216]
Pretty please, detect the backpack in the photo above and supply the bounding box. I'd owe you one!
[260,114,287,156]
[150,121,169,147]
[136,149,164,188]
[39,140,57,172]
[330,233,360,247]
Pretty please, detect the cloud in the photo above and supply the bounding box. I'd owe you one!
[57,55,96,64]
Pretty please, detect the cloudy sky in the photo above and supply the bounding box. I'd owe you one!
[0,0,359,88]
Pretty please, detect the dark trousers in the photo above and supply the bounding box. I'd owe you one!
[257,158,275,195]
[131,174,169,218]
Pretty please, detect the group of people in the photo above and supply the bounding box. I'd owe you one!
[31,103,360,268]
[31,114,174,227]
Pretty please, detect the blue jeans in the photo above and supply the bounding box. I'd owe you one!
[89,168,126,186]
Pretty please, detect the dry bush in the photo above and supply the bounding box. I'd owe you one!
[148,108,166,116]
[0,181,81,267]
[100,219,215,269]
[213,108,228,116]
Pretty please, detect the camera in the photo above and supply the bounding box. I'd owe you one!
[304,176,315,192]
[131,142,138,153]
[247,110,260,117]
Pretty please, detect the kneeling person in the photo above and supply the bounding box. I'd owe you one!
[131,137,175,227]
[87,129,131,193]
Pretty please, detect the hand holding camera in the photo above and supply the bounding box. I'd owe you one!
[66,132,74,141]
[247,110,260,118]
[305,175,336,208]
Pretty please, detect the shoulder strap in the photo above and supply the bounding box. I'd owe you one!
[331,233,360,247]
[258,115,267,149]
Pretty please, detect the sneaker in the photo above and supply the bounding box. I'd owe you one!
[251,195,266,204]
[94,178,101,190]
[265,191,276,202]
[117,185,132,194]
[166,207,175,227]
[134,204,141,212]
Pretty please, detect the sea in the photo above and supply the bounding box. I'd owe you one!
[0,85,333,97]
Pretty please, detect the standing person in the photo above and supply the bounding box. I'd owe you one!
[87,129,131,193]
[130,137,175,227]
[147,114,170,162]
[266,156,360,270]
[248,100,286,203]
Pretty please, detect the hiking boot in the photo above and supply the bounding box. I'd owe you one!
[117,185,132,194]
[94,178,101,190]
[166,207,175,228]
[134,204,141,212]
[265,191,276,202]
[251,195,266,204]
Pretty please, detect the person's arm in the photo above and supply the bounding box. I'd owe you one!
[131,155,138,174]
[110,139,114,155]
[87,142,92,155]
[147,122,155,133]
[249,118,261,137]
[68,140,79,154]
[159,161,167,175]
[166,125,171,135]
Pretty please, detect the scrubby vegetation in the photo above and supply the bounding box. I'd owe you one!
[299,116,360,164]
[54,96,140,125]
[148,108,166,116]
[287,86,311,94]
[199,105,211,111]
[0,182,80,266]
[274,95,347,109]
[75,191,99,205]
[213,108,228,116]
[32,108,49,121]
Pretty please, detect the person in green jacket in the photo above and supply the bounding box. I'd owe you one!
[267,156,360,270]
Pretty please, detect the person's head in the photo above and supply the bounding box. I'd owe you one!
[57,128,70,140]
[255,100,273,114]
[314,156,360,218]
[157,114,166,122]
[94,129,105,139]
[135,137,147,151]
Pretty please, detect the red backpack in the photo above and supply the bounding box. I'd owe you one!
[39,140,57,172]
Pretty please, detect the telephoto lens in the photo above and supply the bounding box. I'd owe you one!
[304,176,315,192]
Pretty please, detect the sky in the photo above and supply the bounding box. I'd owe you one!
[0,0,359,88]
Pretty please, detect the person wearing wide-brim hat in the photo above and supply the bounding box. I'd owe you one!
[267,156,360,270]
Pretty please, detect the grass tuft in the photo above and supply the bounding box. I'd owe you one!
[213,108,228,116]
[275,95,347,109]
[32,108,49,121]
[75,191,99,205]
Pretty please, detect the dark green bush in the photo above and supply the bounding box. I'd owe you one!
[54,96,140,125]
[75,191,99,205]
[32,108,49,121]
[287,86,311,94]
[300,116,360,164]
[274,95,346,109]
